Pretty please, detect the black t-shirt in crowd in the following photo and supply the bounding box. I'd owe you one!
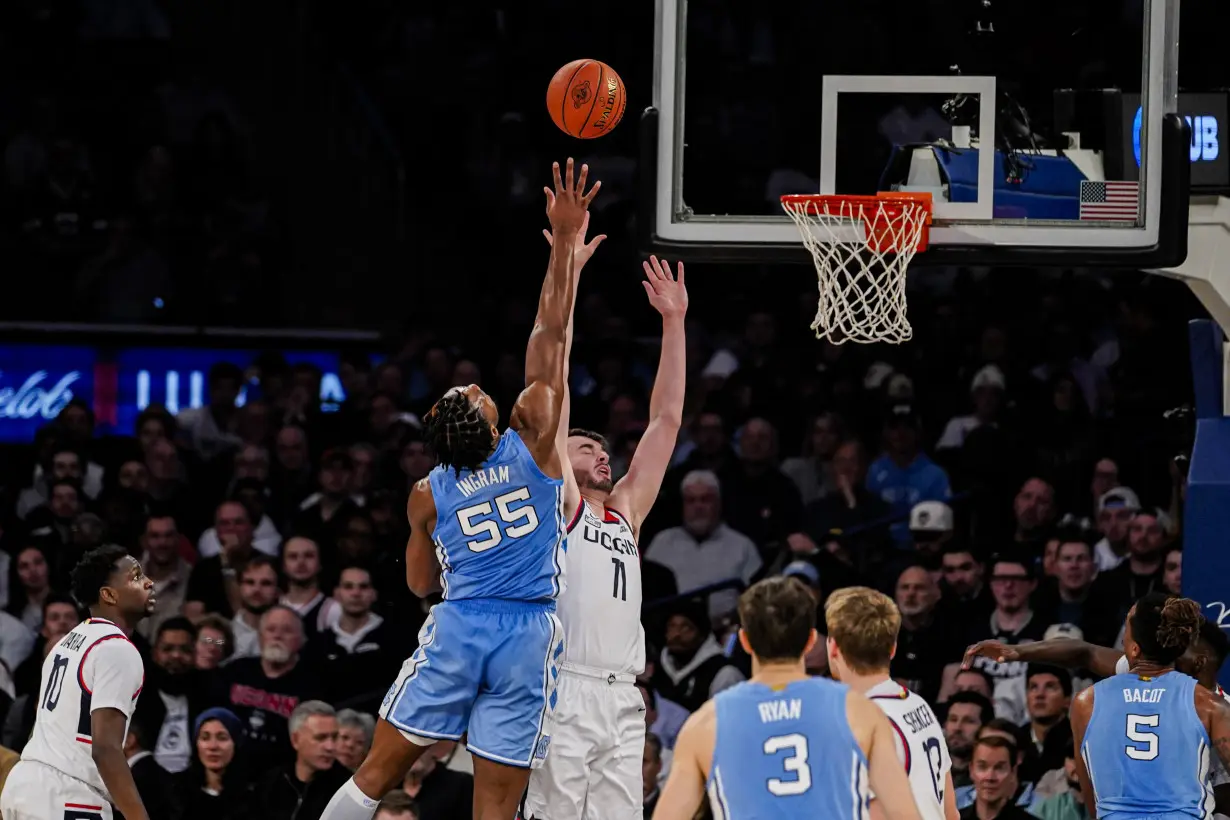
[184,555,233,617]
[210,656,327,770]
[963,610,1051,687]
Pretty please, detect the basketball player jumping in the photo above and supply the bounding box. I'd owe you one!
[826,587,959,820]
[655,577,921,820]
[0,545,154,820]
[522,230,688,820]
[1073,592,1230,819]
[320,158,596,820]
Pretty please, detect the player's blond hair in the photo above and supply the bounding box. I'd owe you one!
[824,586,901,674]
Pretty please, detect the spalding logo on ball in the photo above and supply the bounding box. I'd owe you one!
[547,59,627,139]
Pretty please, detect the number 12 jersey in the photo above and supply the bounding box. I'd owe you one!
[21,617,145,801]
[867,679,951,820]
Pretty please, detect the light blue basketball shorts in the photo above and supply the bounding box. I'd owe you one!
[380,598,565,768]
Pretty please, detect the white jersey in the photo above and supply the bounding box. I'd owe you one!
[21,617,145,801]
[867,679,951,820]
[556,500,645,676]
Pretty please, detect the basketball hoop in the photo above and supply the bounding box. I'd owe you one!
[781,192,932,345]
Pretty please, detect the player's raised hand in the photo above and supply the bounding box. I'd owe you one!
[962,639,1018,668]
[544,158,600,236]
[543,211,607,271]
[641,255,688,320]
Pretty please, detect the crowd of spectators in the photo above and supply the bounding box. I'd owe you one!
[0,259,1207,819]
[0,4,1222,820]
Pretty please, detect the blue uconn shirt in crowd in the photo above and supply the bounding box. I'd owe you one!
[709,678,870,819]
[429,428,567,603]
[1081,670,1215,820]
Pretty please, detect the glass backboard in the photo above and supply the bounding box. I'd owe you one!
[642,0,1202,267]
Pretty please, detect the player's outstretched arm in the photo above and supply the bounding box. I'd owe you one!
[93,707,151,820]
[544,211,606,513]
[1069,687,1098,819]
[654,702,714,820]
[963,637,1123,679]
[405,478,442,598]
[511,158,599,478]
[611,256,687,533]
[850,693,922,820]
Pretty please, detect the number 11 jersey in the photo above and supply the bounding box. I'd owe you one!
[21,617,145,801]
[1081,670,1216,820]
[867,679,950,820]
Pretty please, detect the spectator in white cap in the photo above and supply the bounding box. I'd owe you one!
[909,500,954,578]
[1092,486,1140,572]
[936,364,1007,451]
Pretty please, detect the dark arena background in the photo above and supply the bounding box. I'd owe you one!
[0,0,1229,817]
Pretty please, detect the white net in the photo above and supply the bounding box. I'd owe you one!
[781,195,929,345]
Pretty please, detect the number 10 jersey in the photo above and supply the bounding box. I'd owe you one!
[21,617,145,802]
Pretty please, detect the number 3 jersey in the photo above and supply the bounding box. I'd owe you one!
[429,428,568,603]
[709,678,870,820]
[1081,670,1216,820]
[22,617,145,800]
[555,502,645,676]
[866,679,951,820]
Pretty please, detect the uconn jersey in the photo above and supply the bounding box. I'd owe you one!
[709,678,870,820]
[429,428,567,602]
[1081,670,1216,819]
[20,617,145,800]
[867,680,950,820]
[557,502,645,674]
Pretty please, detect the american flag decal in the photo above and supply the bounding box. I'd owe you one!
[1079,180,1139,222]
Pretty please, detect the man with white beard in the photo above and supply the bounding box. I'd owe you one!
[209,604,327,771]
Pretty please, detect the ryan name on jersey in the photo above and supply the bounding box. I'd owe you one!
[455,465,512,498]
[758,698,803,723]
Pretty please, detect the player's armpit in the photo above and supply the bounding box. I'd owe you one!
[856,697,922,820]
[942,771,959,820]
[92,707,151,820]
[1204,688,1230,773]
[1069,687,1098,818]
[405,479,442,598]
[654,706,712,820]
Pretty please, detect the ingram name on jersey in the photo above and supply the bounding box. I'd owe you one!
[1081,670,1216,820]
[556,502,645,675]
[430,428,567,602]
[709,678,870,820]
[21,617,145,801]
[867,679,951,820]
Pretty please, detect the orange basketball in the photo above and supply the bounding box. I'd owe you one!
[547,60,627,139]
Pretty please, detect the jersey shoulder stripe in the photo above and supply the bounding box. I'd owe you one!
[566,500,584,533]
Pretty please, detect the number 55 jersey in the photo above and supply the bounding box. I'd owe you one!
[867,679,951,820]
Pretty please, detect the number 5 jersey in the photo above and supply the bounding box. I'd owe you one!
[22,617,145,801]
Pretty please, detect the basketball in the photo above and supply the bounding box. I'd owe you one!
[546,60,627,139]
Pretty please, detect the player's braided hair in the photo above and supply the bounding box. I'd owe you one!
[1131,591,1204,664]
[425,391,496,478]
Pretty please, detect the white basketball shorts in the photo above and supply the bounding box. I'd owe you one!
[523,664,646,820]
[0,760,113,820]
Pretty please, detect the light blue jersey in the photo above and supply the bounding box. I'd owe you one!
[429,427,567,602]
[709,678,870,819]
[1081,670,1215,820]
[380,427,568,768]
